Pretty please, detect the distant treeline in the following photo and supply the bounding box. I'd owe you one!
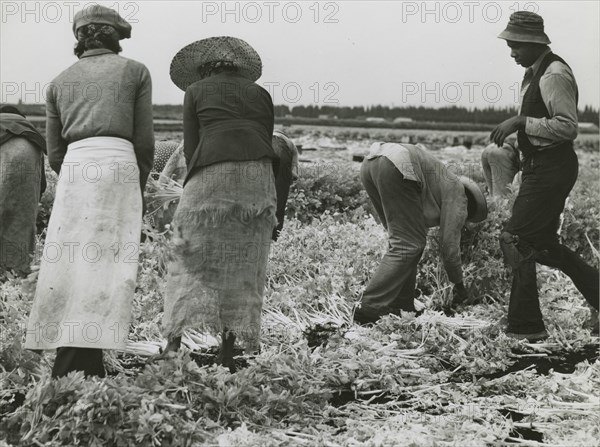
[154,104,600,126]
[5,102,599,126]
[274,104,600,125]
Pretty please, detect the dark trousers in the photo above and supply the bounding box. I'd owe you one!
[359,156,426,316]
[51,347,105,378]
[504,147,599,333]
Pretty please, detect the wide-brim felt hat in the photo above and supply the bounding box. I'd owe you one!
[170,36,262,91]
[498,11,550,44]
[459,176,488,223]
[72,5,132,39]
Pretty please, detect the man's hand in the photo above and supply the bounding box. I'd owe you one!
[452,282,470,306]
[490,116,526,147]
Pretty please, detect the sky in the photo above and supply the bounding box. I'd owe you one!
[1,0,599,109]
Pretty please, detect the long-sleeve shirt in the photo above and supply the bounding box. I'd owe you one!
[521,48,578,147]
[182,72,275,183]
[0,113,46,152]
[366,142,468,283]
[46,48,154,190]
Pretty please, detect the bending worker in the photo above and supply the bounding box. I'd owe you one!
[481,140,520,197]
[271,129,299,241]
[354,142,487,324]
[0,105,46,274]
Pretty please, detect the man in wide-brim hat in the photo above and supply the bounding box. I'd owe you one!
[491,11,599,341]
[353,142,487,325]
[159,36,278,371]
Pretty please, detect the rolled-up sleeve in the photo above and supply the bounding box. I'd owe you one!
[525,67,578,142]
[45,83,68,174]
[133,65,155,191]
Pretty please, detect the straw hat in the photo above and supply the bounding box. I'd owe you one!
[459,176,488,223]
[170,36,262,91]
[498,11,550,45]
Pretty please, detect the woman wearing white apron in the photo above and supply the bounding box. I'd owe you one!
[24,5,154,377]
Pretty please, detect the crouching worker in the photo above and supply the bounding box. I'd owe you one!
[354,142,487,324]
[152,132,299,237]
[271,130,299,241]
[481,140,520,197]
[0,105,47,275]
[152,140,182,176]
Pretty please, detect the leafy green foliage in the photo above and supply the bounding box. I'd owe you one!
[285,161,373,223]
[1,136,599,446]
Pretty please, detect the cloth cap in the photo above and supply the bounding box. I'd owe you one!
[498,11,550,44]
[459,176,488,223]
[170,36,262,91]
[73,5,132,40]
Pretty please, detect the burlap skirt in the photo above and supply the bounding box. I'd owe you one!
[162,159,276,352]
[25,137,142,350]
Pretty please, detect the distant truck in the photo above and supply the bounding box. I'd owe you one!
[393,117,413,123]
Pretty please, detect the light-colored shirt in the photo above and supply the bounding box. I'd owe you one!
[46,48,154,188]
[366,142,468,283]
[521,48,578,147]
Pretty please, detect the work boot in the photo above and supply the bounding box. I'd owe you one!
[216,330,237,373]
[353,306,381,325]
[505,329,549,342]
[149,336,181,362]
[353,305,421,326]
[584,309,599,335]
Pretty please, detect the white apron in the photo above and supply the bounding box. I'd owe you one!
[25,137,142,350]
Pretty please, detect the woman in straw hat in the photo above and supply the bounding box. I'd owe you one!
[24,5,154,377]
[158,36,277,370]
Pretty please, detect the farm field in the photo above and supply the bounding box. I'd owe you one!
[1,128,599,446]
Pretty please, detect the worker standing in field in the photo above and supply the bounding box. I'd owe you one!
[354,142,487,324]
[25,5,154,377]
[158,36,277,371]
[481,140,520,197]
[491,11,599,340]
